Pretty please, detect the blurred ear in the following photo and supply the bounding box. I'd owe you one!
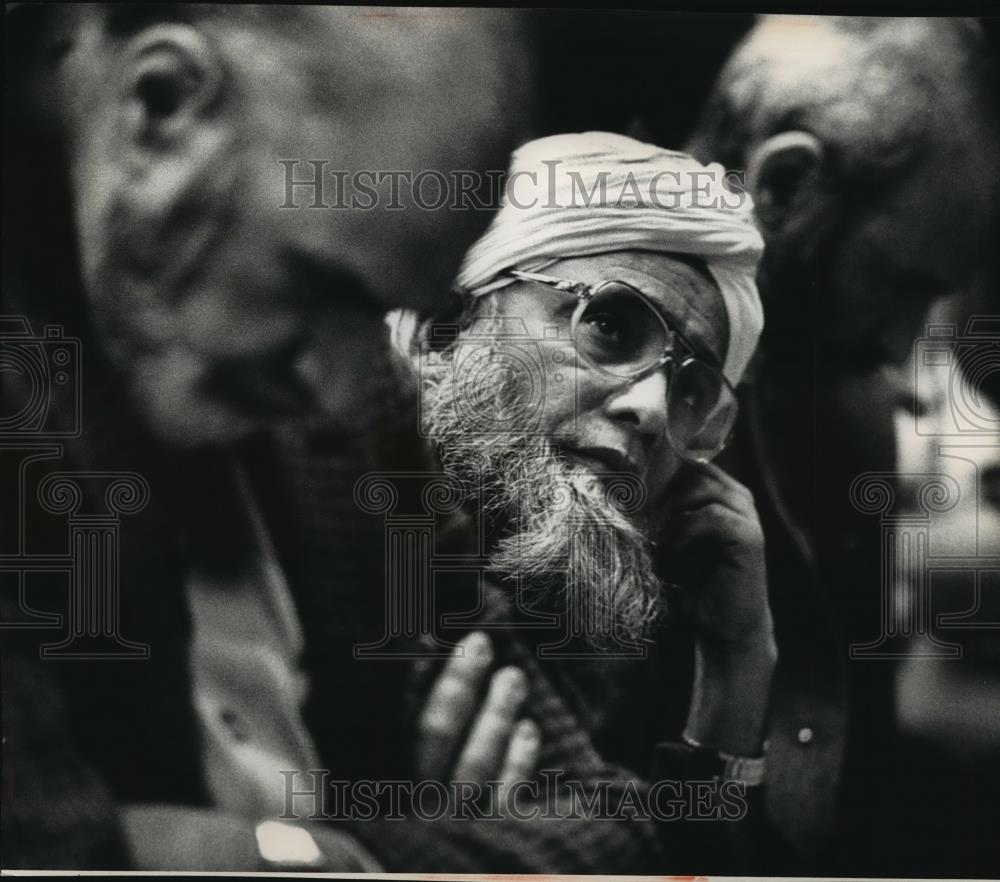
[745,131,824,237]
[119,24,223,153]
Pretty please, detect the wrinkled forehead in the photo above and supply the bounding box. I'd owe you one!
[540,251,729,364]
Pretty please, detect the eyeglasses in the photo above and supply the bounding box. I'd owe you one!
[508,268,738,463]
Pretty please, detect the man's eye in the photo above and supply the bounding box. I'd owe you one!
[581,313,622,340]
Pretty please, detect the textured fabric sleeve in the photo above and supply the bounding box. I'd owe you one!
[340,603,665,873]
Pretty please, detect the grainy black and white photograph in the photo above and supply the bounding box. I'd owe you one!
[2,3,999,877]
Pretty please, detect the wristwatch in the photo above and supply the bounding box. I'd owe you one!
[678,734,768,787]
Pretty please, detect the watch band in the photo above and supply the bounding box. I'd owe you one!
[717,749,767,787]
[682,734,768,787]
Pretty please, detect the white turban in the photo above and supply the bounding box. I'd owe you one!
[454,132,764,384]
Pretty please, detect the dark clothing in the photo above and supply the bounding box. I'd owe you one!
[722,353,1000,877]
[722,370,855,872]
[484,351,900,876]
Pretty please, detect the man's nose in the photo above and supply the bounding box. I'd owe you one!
[602,370,669,442]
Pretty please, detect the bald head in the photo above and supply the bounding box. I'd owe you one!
[689,16,993,177]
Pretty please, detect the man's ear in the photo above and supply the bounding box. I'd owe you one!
[745,131,825,237]
[119,24,223,152]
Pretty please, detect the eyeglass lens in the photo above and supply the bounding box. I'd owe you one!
[575,282,670,378]
[573,282,735,460]
[666,358,736,460]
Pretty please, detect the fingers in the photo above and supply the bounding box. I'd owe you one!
[672,461,751,501]
[498,718,540,785]
[452,665,529,784]
[415,632,538,788]
[670,501,765,550]
[494,718,540,819]
[416,631,494,780]
[668,463,757,520]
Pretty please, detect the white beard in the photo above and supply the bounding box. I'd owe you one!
[422,357,665,648]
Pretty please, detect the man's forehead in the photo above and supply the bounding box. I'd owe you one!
[293,7,518,71]
[268,8,527,167]
[545,252,729,362]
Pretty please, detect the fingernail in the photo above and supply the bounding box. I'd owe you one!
[461,631,492,659]
[496,665,527,700]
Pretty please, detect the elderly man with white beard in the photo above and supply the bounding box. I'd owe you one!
[398,133,776,867]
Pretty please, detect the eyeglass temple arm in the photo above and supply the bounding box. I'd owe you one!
[507,269,588,294]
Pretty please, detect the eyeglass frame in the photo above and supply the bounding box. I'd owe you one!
[506,267,738,462]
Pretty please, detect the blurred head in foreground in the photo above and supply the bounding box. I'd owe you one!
[6,4,533,445]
